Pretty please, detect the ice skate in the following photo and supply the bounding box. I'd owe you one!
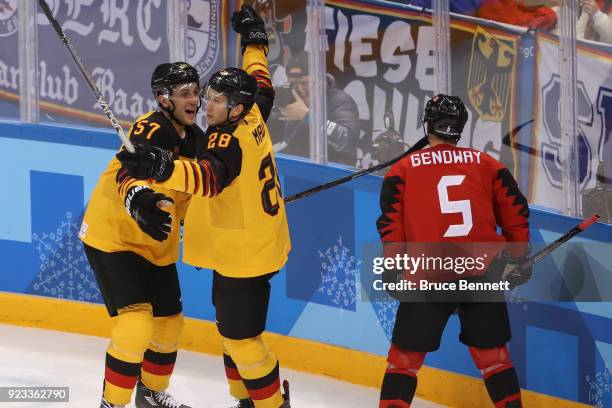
[100,397,124,408]
[135,380,191,408]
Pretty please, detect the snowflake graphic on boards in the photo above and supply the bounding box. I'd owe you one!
[314,236,360,310]
[27,212,102,303]
[586,369,612,408]
[371,296,399,341]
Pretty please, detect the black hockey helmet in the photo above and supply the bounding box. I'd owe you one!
[151,62,200,97]
[205,67,257,113]
[422,94,468,141]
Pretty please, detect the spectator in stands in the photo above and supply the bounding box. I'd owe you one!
[578,0,612,44]
[272,51,361,166]
[409,0,482,16]
[477,0,558,30]
[409,0,559,31]
[518,0,560,6]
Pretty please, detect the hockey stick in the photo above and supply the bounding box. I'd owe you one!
[507,214,600,281]
[284,135,429,203]
[38,0,135,153]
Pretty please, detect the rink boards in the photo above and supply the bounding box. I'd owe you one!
[0,121,610,407]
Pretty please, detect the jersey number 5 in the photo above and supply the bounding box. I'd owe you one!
[259,153,281,216]
[437,175,473,237]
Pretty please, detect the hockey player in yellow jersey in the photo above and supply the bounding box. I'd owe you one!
[80,62,204,408]
[117,6,291,408]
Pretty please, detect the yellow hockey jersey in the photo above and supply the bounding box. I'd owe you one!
[155,45,291,277]
[80,111,200,266]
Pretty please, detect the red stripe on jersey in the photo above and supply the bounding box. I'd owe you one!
[105,366,138,389]
[251,71,272,87]
[141,360,175,376]
[118,176,132,195]
[189,161,199,195]
[117,178,127,195]
[208,161,218,196]
[248,378,280,401]
[181,161,189,193]
[252,75,271,86]
[245,62,268,72]
[123,179,136,196]
[115,167,129,184]
[200,160,218,196]
[199,161,210,196]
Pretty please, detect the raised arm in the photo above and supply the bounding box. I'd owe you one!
[231,5,274,121]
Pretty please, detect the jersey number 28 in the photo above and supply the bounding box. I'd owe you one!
[259,153,282,216]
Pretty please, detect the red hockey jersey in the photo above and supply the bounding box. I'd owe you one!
[377,143,529,276]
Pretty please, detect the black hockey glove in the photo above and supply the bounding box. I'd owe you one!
[231,4,268,54]
[116,143,175,182]
[500,251,533,290]
[125,185,174,242]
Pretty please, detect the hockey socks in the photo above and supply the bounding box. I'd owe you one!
[141,313,183,391]
[104,303,154,405]
[379,344,426,408]
[470,346,522,408]
[379,369,417,408]
[141,349,177,391]
[224,336,284,408]
[224,352,250,400]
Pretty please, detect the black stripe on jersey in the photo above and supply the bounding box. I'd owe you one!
[180,161,189,193]
[496,168,529,218]
[377,175,404,238]
[195,130,242,196]
[251,69,272,88]
[116,167,129,184]
[189,161,199,195]
[196,160,211,196]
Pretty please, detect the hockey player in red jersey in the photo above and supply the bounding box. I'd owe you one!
[377,95,530,408]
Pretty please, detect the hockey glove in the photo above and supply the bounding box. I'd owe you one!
[500,251,533,290]
[116,143,175,182]
[231,5,268,54]
[125,185,174,242]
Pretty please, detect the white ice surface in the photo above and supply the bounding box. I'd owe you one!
[0,324,446,408]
